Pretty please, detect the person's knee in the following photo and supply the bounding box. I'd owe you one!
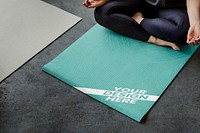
[174,17,189,41]
[94,7,108,26]
[94,0,137,26]
[173,11,189,36]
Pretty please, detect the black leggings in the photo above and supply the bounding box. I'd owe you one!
[94,0,189,43]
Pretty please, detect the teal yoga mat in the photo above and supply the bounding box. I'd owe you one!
[42,24,198,122]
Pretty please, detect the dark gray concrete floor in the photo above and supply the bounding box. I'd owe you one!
[0,0,200,133]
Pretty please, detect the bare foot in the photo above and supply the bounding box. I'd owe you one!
[148,36,180,50]
[132,12,180,50]
[132,12,144,24]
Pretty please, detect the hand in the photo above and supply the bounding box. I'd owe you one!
[83,0,109,8]
[187,22,200,46]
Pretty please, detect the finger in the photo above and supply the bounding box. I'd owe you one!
[86,2,99,8]
[86,3,96,8]
[187,29,192,41]
[187,35,193,44]
[83,0,91,7]
[196,34,200,41]
[189,38,195,45]
[191,38,196,45]
[87,0,93,3]
[186,27,195,43]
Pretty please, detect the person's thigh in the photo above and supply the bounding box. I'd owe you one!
[95,0,147,16]
[140,8,189,43]
[157,8,189,42]
[158,8,189,27]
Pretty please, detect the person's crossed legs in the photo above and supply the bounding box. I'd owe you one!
[137,8,190,44]
[94,0,190,50]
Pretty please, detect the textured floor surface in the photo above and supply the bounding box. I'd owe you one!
[0,0,200,133]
